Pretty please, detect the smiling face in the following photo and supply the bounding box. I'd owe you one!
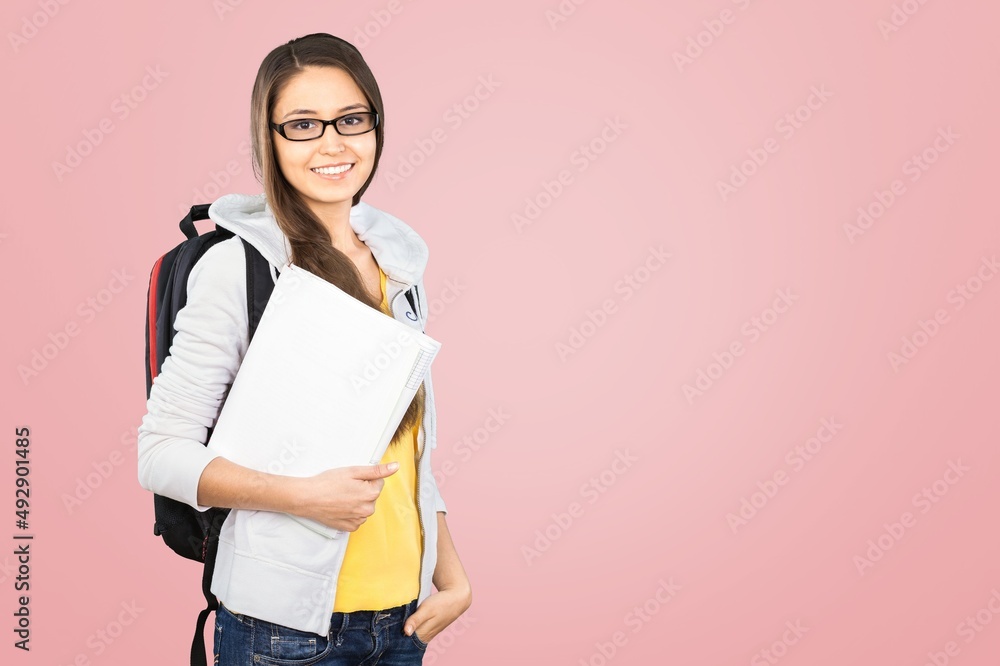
[270,65,377,217]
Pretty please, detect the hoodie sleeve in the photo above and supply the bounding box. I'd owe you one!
[137,237,250,511]
[434,479,448,514]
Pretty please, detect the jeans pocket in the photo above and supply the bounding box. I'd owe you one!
[409,629,429,651]
[268,634,321,662]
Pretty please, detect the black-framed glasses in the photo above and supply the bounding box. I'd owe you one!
[270,112,379,141]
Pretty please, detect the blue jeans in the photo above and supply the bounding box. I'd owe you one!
[214,598,427,665]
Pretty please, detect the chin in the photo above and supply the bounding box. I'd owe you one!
[304,189,357,207]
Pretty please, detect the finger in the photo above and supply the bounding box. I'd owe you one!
[404,614,422,636]
[352,462,399,480]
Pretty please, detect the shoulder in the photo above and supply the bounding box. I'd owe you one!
[190,234,247,280]
[183,235,249,324]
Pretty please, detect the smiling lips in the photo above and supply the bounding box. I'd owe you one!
[312,164,353,177]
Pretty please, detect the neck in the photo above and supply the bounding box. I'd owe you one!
[309,199,364,255]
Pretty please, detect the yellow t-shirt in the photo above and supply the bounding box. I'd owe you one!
[333,265,423,612]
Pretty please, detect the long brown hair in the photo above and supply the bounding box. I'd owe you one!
[250,33,424,448]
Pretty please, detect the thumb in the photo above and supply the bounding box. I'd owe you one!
[404,609,424,636]
[353,461,399,481]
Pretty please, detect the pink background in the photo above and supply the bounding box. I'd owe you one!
[3,0,999,664]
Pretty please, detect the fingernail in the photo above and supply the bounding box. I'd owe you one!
[404,624,412,635]
[388,462,399,471]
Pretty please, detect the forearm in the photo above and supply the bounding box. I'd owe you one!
[196,456,303,514]
[432,512,472,597]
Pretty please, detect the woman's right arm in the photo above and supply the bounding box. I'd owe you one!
[138,238,251,511]
[137,239,393,532]
[197,456,398,532]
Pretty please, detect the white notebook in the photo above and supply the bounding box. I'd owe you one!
[205,262,442,539]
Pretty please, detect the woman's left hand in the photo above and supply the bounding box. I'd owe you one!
[404,583,472,644]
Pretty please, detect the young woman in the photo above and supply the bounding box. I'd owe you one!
[138,33,471,665]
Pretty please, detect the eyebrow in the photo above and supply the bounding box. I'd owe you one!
[280,103,370,120]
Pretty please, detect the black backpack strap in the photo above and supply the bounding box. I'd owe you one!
[242,238,277,339]
[180,204,213,240]
[190,533,221,666]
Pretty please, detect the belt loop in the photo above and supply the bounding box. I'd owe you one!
[334,612,349,647]
[404,598,418,623]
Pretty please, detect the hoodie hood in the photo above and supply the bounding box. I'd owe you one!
[207,193,429,286]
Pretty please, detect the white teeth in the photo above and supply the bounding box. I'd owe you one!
[312,164,352,175]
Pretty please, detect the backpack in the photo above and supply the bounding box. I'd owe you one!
[144,203,423,666]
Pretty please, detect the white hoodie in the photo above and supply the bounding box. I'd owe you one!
[137,193,447,636]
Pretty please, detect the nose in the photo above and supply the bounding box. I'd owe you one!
[319,123,345,152]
